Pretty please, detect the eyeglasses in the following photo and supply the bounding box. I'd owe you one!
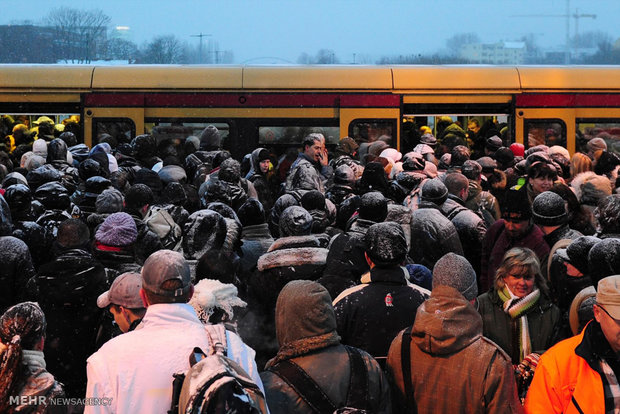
[597,304,620,323]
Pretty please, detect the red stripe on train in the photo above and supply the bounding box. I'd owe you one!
[517,94,620,107]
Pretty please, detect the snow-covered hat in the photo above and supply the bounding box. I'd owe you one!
[189,279,247,323]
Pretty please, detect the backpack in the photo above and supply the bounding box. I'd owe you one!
[169,324,268,414]
[144,205,182,251]
[267,345,370,413]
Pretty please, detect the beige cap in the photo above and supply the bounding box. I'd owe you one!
[597,275,620,319]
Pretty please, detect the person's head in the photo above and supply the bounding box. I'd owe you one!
[531,191,568,232]
[237,198,265,227]
[495,247,548,298]
[275,280,338,348]
[140,250,193,306]
[95,212,138,248]
[421,178,449,205]
[364,221,408,268]
[564,235,600,276]
[95,188,124,215]
[467,118,481,134]
[594,276,620,353]
[302,133,325,164]
[587,137,607,159]
[358,191,388,222]
[124,183,154,216]
[502,189,532,239]
[527,161,558,195]
[0,302,46,351]
[450,145,470,167]
[461,160,482,182]
[279,205,313,237]
[188,278,247,324]
[432,253,478,301]
[57,218,90,249]
[594,194,620,235]
[570,152,593,178]
[97,272,145,333]
[588,238,620,287]
[444,172,469,201]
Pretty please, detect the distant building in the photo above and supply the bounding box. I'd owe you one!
[460,41,526,65]
[0,25,57,63]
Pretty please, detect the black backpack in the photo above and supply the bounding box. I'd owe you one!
[267,345,370,414]
[169,324,267,414]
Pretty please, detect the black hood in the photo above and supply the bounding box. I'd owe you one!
[46,138,68,164]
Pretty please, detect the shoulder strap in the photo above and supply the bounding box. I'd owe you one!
[204,323,228,356]
[400,326,417,413]
[344,345,369,410]
[269,359,337,413]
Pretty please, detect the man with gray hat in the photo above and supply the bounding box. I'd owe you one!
[526,275,620,413]
[333,222,427,369]
[96,272,145,333]
[85,250,264,414]
[387,253,521,413]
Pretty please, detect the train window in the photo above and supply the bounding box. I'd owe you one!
[576,119,620,155]
[145,120,230,146]
[524,119,566,149]
[258,125,339,146]
[0,114,81,147]
[94,118,135,146]
[350,119,395,147]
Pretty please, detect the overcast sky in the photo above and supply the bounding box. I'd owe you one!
[3,0,619,63]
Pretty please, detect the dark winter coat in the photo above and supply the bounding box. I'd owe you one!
[0,236,37,313]
[440,195,487,277]
[333,265,427,365]
[480,220,550,293]
[92,244,140,276]
[285,153,330,195]
[246,148,278,212]
[239,223,274,277]
[322,218,376,282]
[477,288,563,364]
[37,247,110,397]
[409,201,464,270]
[387,285,522,414]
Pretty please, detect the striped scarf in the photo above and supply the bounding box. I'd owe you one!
[600,359,620,413]
[499,286,540,361]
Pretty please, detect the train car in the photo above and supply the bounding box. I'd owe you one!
[1,65,620,158]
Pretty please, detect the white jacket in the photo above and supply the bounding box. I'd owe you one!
[85,303,263,414]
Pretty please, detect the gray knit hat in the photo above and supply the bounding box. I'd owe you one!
[432,253,478,301]
[532,191,568,227]
[95,188,124,214]
[421,178,448,204]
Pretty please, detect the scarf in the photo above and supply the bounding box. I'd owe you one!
[499,286,540,361]
[264,331,341,369]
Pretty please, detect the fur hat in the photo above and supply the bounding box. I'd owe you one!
[95,212,137,247]
[364,221,408,267]
[421,178,448,204]
[189,279,247,323]
[279,206,313,237]
[432,253,478,301]
[532,191,567,226]
[588,239,620,286]
[461,160,482,180]
[566,236,600,275]
[358,191,388,222]
[571,171,612,206]
[502,189,531,221]
[548,145,570,161]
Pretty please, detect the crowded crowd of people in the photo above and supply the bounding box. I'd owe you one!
[1,115,620,413]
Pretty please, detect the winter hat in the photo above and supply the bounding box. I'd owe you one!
[336,195,360,229]
[219,158,241,183]
[596,276,620,319]
[502,189,531,221]
[588,239,620,286]
[132,134,157,159]
[594,151,620,176]
[548,146,570,161]
[402,153,425,171]
[368,141,389,158]
[24,155,46,172]
[419,133,437,146]
[587,137,607,153]
[2,172,28,188]
[525,145,549,159]
[189,279,247,323]
[182,210,227,260]
[334,165,355,186]
[301,190,326,212]
[279,205,313,237]
[158,164,187,185]
[412,143,435,155]
[532,191,568,226]
[34,181,70,210]
[421,178,448,204]
[379,148,402,163]
[95,188,124,214]
[510,143,525,158]
[97,272,143,309]
[358,191,388,222]
[161,182,187,206]
[335,137,359,156]
[494,147,515,168]
[571,171,612,205]
[141,250,191,297]
[461,160,482,180]
[438,153,451,170]
[95,212,138,247]
[364,221,408,267]
[78,159,104,180]
[199,125,221,151]
[237,198,266,227]
[566,236,600,275]
[486,135,503,152]
[405,264,433,291]
[135,168,163,196]
[432,252,478,301]
[423,161,438,178]
[32,139,47,158]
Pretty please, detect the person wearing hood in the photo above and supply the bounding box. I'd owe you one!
[333,222,427,369]
[246,147,278,212]
[46,138,79,194]
[329,136,363,179]
[261,280,391,414]
[409,179,464,270]
[387,253,522,413]
[285,133,332,196]
[181,209,227,280]
[37,219,109,399]
[326,164,357,208]
[33,181,76,239]
[238,198,274,278]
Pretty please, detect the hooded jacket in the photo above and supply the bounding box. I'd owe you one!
[387,285,522,414]
[260,280,391,414]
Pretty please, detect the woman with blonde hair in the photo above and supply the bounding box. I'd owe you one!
[569,152,592,183]
[477,247,563,365]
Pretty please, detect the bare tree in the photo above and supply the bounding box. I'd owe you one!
[140,35,186,64]
[106,37,139,63]
[46,7,111,63]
